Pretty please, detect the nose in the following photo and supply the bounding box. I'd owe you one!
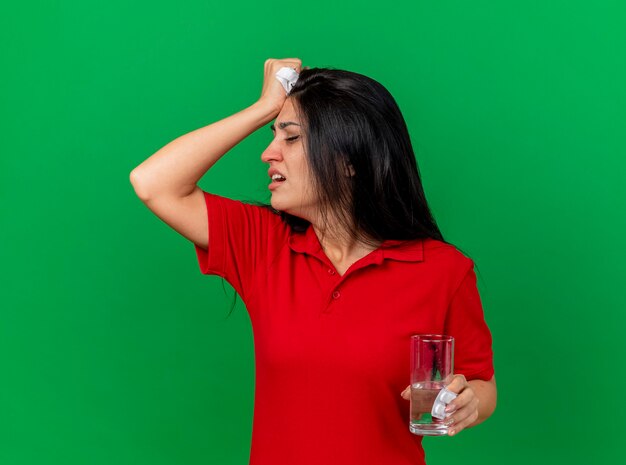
[260,140,283,164]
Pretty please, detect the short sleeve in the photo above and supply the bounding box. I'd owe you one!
[444,260,495,382]
[193,190,287,302]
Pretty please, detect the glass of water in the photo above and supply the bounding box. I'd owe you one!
[409,334,455,436]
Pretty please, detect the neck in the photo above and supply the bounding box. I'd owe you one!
[311,222,381,263]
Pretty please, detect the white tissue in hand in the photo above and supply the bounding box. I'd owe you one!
[275,67,299,94]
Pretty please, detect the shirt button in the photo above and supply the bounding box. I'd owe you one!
[328,269,336,275]
[332,290,341,299]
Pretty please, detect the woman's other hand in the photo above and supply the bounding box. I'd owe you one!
[400,374,479,437]
[256,58,303,115]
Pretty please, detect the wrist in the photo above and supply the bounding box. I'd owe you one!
[249,100,281,124]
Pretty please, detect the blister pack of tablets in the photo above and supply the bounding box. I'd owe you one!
[431,387,458,420]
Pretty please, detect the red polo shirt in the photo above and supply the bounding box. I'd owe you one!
[193,190,495,465]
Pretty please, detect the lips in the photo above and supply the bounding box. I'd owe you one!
[267,168,287,182]
[268,169,286,191]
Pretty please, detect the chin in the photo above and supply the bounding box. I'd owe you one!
[270,197,288,213]
[270,195,312,220]
[270,200,295,217]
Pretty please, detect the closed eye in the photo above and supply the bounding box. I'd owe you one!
[285,135,300,142]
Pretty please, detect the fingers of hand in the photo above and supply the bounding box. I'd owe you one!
[401,385,410,400]
[259,58,303,110]
[443,384,475,428]
[445,374,468,395]
[265,58,302,73]
[445,397,480,436]
[445,384,474,413]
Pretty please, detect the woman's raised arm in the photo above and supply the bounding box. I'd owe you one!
[129,58,302,248]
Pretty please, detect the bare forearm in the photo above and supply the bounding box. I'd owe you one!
[130,101,277,199]
[466,378,497,428]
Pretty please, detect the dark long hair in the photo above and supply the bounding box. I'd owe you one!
[276,67,447,247]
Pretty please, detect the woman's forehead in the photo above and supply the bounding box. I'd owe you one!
[278,99,298,120]
[273,107,301,131]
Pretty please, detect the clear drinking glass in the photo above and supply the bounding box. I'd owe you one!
[409,334,455,436]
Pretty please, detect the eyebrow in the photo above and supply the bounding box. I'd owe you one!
[270,121,301,132]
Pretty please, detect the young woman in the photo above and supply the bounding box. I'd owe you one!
[130,58,497,465]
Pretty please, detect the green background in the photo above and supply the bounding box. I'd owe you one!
[2,1,625,464]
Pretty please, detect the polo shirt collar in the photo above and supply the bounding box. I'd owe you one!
[287,224,424,264]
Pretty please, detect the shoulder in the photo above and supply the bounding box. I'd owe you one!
[420,238,479,301]
[206,191,283,220]
[202,190,291,239]
[422,237,475,273]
